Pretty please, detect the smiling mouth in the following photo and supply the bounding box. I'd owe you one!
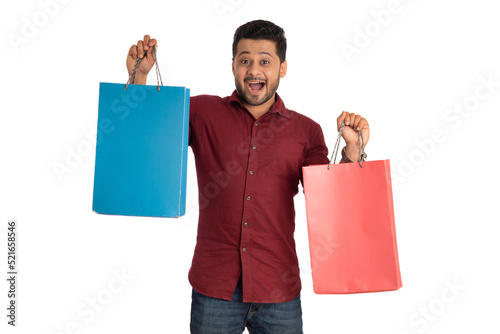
[247,80,266,93]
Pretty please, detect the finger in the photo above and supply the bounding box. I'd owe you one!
[137,40,144,58]
[348,113,357,127]
[357,118,370,145]
[128,44,138,59]
[337,111,347,131]
[357,118,369,131]
[145,44,155,63]
[143,35,151,51]
[146,38,157,61]
[343,111,352,126]
[352,114,362,129]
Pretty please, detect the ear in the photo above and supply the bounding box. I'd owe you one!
[232,58,235,76]
[280,60,287,78]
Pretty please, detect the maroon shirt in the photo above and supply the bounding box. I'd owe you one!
[188,91,329,303]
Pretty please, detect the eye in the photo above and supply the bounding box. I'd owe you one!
[240,59,250,65]
[261,60,270,65]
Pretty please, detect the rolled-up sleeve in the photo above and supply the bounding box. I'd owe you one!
[303,122,329,166]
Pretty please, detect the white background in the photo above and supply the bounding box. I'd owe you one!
[1,0,499,333]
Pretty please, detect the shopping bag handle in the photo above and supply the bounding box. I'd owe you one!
[124,45,164,92]
[328,120,366,170]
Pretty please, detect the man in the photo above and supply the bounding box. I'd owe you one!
[127,20,369,334]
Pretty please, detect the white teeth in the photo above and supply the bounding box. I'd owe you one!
[248,81,265,91]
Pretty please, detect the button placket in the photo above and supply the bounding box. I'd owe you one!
[240,115,265,298]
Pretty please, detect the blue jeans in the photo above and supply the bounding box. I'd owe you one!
[190,276,303,334]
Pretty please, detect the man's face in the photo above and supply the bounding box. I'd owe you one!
[232,38,287,107]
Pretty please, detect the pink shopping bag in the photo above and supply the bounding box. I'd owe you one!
[302,122,402,293]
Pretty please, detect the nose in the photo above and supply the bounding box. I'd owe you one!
[246,62,262,78]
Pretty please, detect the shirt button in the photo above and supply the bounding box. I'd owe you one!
[252,145,257,150]
[255,122,259,126]
[249,171,254,175]
[246,196,251,200]
[242,248,247,252]
[244,222,248,227]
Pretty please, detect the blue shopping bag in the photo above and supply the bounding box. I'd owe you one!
[92,47,190,217]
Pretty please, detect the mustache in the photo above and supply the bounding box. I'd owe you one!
[244,77,267,83]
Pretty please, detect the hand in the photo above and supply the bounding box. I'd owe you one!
[336,111,370,161]
[126,35,158,84]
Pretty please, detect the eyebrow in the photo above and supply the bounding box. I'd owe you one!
[237,51,273,57]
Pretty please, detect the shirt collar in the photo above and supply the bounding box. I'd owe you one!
[228,90,292,119]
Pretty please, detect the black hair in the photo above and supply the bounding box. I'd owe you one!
[232,20,287,63]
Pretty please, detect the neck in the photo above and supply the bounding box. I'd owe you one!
[243,94,276,120]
